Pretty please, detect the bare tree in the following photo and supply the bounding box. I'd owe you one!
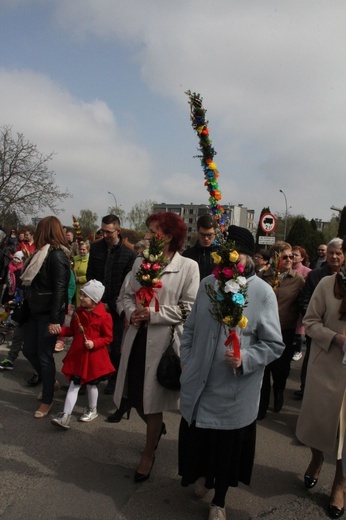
[127,199,157,231]
[0,126,69,219]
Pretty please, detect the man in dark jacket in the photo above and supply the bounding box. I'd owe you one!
[294,237,345,399]
[87,214,136,393]
[182,215,218,281]
[309,243,327,269]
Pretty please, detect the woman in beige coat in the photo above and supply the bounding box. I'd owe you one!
[296,248,346,519]
[113,212,200,483]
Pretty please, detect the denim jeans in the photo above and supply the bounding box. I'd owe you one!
[8,325,25,362]
[23,315,57,404]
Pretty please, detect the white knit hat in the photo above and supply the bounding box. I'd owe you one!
[13,251,24,261]
[81,280,105,304]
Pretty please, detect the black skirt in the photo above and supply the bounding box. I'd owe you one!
[178,417,256,489]
[126,324,147,410]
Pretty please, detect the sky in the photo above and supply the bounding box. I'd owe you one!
[0,0,345,228]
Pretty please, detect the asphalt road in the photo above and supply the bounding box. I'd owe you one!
[0,340,336,520]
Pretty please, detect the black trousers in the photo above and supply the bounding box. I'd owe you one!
[259,328,295,413]
[23,315,57,404]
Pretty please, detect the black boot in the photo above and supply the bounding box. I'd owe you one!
[107,399,130,423]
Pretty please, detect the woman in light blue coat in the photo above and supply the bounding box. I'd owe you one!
[178,225,284,520]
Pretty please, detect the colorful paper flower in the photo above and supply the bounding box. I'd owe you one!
[185,90,227,231]
[135,233,167,311]
[238,315,248,329]
[229,251,239,263]
[205,241,249,361]
[211,252,222,264]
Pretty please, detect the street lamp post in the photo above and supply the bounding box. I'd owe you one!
[279,189,288,240]
[108,191,117,209]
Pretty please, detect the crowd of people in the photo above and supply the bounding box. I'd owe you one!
[0,213,345,520]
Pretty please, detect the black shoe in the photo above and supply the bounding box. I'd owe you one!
[274,391,284,413]
[107,409,130,423]
[154,423,167,450]
[27,374,41,386]
[104,380,116,395]
[107,399,130,423]
[304,474,318,489]
[134,456,155,483]
[304,455,324,489]
[328,503,344,519]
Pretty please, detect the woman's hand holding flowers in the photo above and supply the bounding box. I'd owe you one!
[131,308,150,328]
[225,348,242,369]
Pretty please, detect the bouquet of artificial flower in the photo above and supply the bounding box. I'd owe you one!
[135,233,167,310]
[205,241,248,359]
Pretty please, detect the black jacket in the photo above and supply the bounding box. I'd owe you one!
[26,247,70,324]
[182,241,218,281]
[298,263,333,317]
[86,236,136,313]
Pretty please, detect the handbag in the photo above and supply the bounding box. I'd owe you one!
[157,326,181,391]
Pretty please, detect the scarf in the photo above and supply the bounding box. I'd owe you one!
[7,261,23,296]
[334,267,346,321]
[20,244,51,286]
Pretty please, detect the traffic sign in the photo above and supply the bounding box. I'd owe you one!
[258,236,275,245]
[259,213,277,234]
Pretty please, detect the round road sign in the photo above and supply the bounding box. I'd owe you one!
[259,213,277,234]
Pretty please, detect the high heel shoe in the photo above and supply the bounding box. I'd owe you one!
[154,422,167,450]
[134,456,155,483]
[304,474,318,489]
[328,502,344,519]
[107,399,130,423]
[304,455,324,488]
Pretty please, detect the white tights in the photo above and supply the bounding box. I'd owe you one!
[63,381,98,415]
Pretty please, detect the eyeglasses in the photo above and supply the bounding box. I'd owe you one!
[101,228,117,236]
[282,254,294,260]
[199,232,215,239]
[253,255,263,260]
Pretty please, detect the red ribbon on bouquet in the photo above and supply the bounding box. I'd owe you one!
[135,284,162,312]
[224,328,241,359]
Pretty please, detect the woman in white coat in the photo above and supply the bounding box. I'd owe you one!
[113,212,200,483]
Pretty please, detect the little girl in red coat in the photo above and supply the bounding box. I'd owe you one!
[51,279,114,429]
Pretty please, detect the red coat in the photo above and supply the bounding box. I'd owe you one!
[61,303,114,384]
